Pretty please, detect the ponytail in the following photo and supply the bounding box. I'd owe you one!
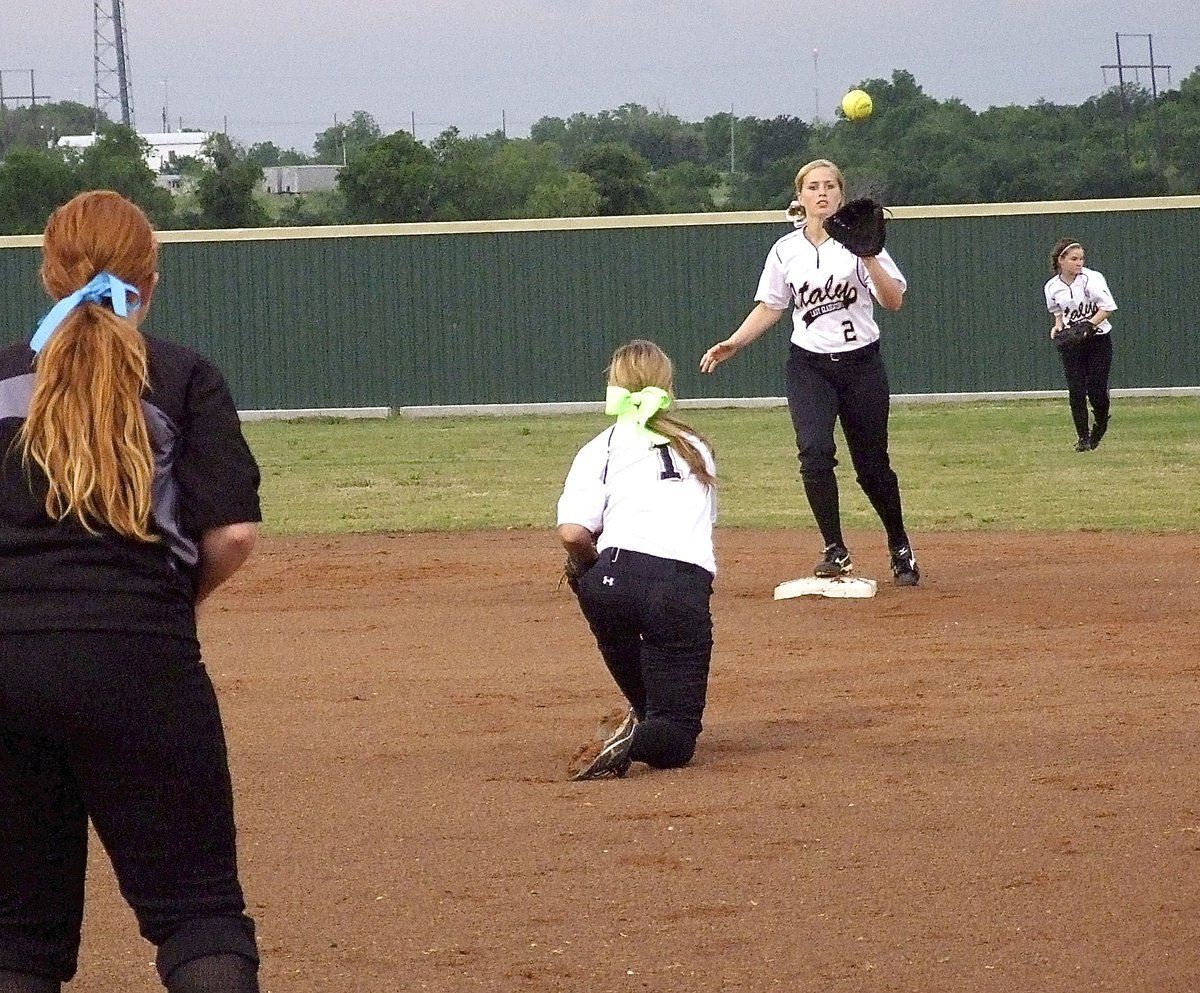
[20,190,159,540]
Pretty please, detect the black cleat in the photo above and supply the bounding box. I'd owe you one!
[890,545,920,586]
[572,711,636,780]
[1089,416,1109,449]
[814,543,852,578]
[1074,437,1091,452]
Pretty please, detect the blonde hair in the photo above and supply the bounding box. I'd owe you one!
[19,190,159,541]
[787,158,846,220]
[607,340,715,488]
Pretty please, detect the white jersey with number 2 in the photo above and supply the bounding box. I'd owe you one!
[754,229,907,355]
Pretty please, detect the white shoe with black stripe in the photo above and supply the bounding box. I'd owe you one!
[571,709,637,780]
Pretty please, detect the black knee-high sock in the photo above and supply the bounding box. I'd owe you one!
[165,954,259,993]
[858,476,909,549]
[802,472,843,547]
[1067,393,1090,440]
[0,970,60,993]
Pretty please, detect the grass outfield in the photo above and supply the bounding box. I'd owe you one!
[243,396,1200,535]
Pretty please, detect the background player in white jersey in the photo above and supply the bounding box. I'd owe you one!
[558,340,717,780]
[699,158,919,586]
[1045,239,1118,451]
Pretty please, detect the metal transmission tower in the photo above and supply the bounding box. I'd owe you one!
[94,0,134,127]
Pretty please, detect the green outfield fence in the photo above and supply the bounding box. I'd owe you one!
[2,197,1197,413]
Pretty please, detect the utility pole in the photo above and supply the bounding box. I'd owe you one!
[0,68,49,108]
[1102,32,1171,101]
[1101,33,1171,175]
[0,69,51,148]
[812,48,820,121]
[728,104,735,177]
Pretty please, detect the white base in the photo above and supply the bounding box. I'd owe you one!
[773,576,878,600]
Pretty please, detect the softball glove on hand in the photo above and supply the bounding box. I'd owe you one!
[825,197,887,257]
[1053,319,1095,351]
[561,554,592,594]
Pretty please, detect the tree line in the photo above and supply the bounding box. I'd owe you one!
[0,67,1197,235]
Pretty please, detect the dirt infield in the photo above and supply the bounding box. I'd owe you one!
[71,530,1199,993]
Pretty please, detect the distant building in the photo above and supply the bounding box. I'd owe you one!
[262,165,340,195]
[57,131,213,172]
[155,173,188,192]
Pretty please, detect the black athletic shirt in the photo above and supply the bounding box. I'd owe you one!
[0,333,261,636]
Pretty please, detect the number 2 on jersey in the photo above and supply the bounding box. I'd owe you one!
[841,319,857,342]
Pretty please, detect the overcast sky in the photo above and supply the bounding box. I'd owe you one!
[7,1,1198,153]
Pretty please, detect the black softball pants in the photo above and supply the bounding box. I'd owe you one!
[1058,332,1113,441]
[574,548,713,769]
[0,631,258,990]
[785,341,909,549]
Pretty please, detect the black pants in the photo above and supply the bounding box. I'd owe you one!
[0,631,258,986]
[574,548,713,769]
[785,342,909,549]
[1058,332,1113,440]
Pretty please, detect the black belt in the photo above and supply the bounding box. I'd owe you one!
[792,339,880,363]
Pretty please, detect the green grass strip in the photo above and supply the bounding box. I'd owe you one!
[244,397,1200,535]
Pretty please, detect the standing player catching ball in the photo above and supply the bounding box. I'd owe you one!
[558,340,716,780]
[1045,238,1118,451]
[0,191,262,993]
[700,158,919,586]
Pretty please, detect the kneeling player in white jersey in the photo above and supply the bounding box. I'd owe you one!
[558,341,717,780]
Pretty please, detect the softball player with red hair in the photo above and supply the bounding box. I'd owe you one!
[0,191,262,993]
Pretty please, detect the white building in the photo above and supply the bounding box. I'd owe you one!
[57,131,213,172]
[262,165,341,194]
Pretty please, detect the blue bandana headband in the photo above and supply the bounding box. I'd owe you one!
[29,272,141,354]
[605,385,671,445]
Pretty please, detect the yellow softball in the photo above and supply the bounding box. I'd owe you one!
[841,89,873,122]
